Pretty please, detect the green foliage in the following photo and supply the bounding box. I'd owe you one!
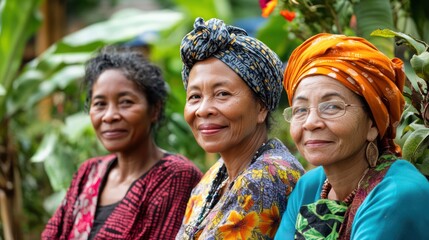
[262,0,395,53]
[0,0,42,117]
[0,0,42,237]
[17,9,190,210]
[371,29,429,178]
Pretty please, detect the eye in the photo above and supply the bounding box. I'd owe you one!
[119,99,134,106]
[92,100,106,108]
[320,101,344,114]
[217,91,230,97]
[187,94,201,101]
[292,106,308,116]
[188,94,200,100]
[215,90,231,100]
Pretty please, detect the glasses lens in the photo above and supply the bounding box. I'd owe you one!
[319,101,346,119]
[283,107,293,122]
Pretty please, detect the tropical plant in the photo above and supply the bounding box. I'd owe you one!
[0,0,42,238]
[372,29,429,179]
[257,0,396,57]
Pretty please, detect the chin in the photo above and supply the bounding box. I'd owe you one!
[303,154,330,167]
[198,141,223,153]
[101,143,125,153]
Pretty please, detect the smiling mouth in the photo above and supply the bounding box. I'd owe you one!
[198,125,226,135]
[200,128,223,134]
[305,140,331,147]
[102,130,127,139]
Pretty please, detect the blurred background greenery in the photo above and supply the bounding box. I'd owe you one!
[0,0,428,238]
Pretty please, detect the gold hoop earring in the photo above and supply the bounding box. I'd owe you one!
[366,141,379,168]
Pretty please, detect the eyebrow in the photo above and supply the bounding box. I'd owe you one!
[293,92,344,102]
[92,91,136,100]
[187,80,230,91]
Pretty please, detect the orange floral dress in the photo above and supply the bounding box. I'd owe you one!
[176,138,304,240]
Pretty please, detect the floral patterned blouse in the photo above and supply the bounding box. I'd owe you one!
[175,138,305,240]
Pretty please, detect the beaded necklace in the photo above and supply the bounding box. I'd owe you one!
[320,167,369,205]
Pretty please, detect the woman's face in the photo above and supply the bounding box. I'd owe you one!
[89,69,156,154]
[184,58,268,154]
[289,75,378,167]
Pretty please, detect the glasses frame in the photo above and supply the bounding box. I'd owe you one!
[283,100,365,123]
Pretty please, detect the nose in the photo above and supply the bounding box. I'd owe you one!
[102,104,121,122]
[302,108,324,130]
[195,97,215,118]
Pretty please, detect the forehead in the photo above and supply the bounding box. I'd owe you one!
[293,75,359,102]
[188,58,247,88]
[92,69,140,94]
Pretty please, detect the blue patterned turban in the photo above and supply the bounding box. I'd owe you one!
[180,17,284,111]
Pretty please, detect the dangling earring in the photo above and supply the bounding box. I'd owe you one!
[366,141,379,168]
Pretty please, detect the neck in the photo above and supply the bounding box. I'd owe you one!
[323,155,369,201]
[221,129,267,183]
[114,140,163,182]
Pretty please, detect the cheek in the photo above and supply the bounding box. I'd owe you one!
[289,123,301,143]
[183,105,195,125]
[89,111,101,128]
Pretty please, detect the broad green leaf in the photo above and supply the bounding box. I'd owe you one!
[62,112,92,143]
[402,128,429,164]
[371,29,428,55]
[63,9,185,46]
[410,51,429,80]
[31,133,58,163]
[44,152,76,191]
[0,0,42,117]
[9,9,186,118]
[354,0,394,57]
[415,149,429,176]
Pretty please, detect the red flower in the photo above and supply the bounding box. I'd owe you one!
[261,0,278,18]
[280,10,296,22]
[259,0,271,8]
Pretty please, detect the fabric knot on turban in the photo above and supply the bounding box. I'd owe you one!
[284,33,405,156]
[180,17,284,111]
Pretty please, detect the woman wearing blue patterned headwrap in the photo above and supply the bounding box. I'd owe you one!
[176,17,304,240]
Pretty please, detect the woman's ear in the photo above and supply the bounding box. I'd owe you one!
[151,102,161,123]
[257,101,269,124]
[366,118,379,142]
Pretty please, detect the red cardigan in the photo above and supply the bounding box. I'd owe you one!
[42,153,202,240]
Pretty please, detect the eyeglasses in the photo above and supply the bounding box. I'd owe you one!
[283,100,364,123]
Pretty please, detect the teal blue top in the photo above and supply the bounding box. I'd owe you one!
[275,160,429,240]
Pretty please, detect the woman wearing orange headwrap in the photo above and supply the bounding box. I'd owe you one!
[275,33,429,239]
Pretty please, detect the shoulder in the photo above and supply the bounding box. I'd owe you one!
[154,153,203,180]
[357,159,429,217]
[75,154,116,175]
[369,159,429,201]
[258,138,305,173]
[351,160,429,238]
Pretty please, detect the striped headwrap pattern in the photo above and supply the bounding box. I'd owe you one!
[180,17,284,111]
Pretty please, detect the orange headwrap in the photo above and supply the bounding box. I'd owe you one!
[284,33,405,156]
